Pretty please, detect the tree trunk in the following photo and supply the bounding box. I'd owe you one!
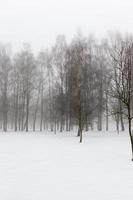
[40,82,44,132]
[127,105,133,161]
[105,91,109,131]
[14,85,19,132]
[25,93,29,132]
[119,100,125,131]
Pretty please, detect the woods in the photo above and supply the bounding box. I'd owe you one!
[0,33,133,150]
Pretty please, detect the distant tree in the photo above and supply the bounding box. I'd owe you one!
[14,44,36,131]
[0,45,11,131]
[52,35,67,132]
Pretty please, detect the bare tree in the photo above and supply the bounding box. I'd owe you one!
[109,34,133,160]
[0,45,11,131]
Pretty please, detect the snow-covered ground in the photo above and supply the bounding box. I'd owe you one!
[0,131,133,200]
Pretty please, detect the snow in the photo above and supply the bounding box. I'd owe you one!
[0,131,133,200]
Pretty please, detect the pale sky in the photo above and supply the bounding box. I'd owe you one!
[0,0,133,53]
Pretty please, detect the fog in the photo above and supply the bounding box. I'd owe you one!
[0,0,133,53]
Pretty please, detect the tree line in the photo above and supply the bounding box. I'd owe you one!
[0,32,133,155]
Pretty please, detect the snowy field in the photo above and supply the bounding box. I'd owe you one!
[0,131,133,200]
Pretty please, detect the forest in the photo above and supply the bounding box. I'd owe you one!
[0,32,133,152]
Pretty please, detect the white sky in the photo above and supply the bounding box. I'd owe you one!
[0,0,133,53]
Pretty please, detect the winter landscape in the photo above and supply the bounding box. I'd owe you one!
[0,0,133,199]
